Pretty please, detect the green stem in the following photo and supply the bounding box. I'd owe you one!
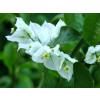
[71,38,84,57]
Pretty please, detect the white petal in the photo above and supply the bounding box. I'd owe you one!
[42,21,58,41]
[18,42,31,50]
[84,53,96,64]
[56,19,66,34]
[25,41,42,55]
[32,46,51,63]
[15,17,35,39]
[42,21,56,30]
[58,60,73,81]
[95,45,100,56]
[95,45,100,52]
[84,46,96,64]
[30,22,50,45]
[56,19,66,29]
[15,17,28,29]
[44,53,65,71]
[63,53,78,63]
[29,22,41,40]
[6,29,32,43]
[42,19,66,40]
[88,46,96,53]
[52,44,60,56]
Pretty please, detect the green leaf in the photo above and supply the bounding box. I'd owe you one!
[51,14,64,23]
[0,52,3,60]
[0,76,12,88]
[16,75,33,88]
[50,26,80,53]
[83,14,100,45]
[41,69,58,88]
[64,13,84,32]
[74,62,94,88]
[3,43,18,70]
[0,14,16,23]
[20,13,47,25]
[92,64,100,87]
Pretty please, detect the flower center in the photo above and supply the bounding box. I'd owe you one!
[63,65,69,72]
[42,52,50,59]
[97,56,100,62]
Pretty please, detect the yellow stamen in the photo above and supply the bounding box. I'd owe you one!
[42,52,50,59]
[63,65,69,72]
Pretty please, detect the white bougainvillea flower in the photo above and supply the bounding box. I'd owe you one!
[32,44,64,71]
[44,53,65,71]
[6,17,36,46]
[42,19,66,40]
[6,17,78,81]
[18,41,42,55]
[29,22,50,45]
[6,18,65,51]
[25,42,42,55]
[95,45,100,63]
[6,29,32,43]
[95,45,100,55]
[84,46,96,64]
[43,45,65,71]
[29,19,66,45]
[58,53,78,81]
[31,43,78,81]
[84,45,100,64]
[15,17,36,40]
[32,45,51,63]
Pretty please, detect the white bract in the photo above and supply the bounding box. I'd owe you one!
[95,45,100,63]
[29,19,66,45]
[43,45,65,71]
[6,17,78,81]
[84,45,100,64]
[6,17,65,49]
[32,44,78,81]
[32,45,51,63]
[58,53,78,81]
[31,45,64,71]
[6,17,35,44]
[84,46,96,64]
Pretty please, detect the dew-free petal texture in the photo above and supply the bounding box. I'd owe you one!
[32,46,51,63]
[84,46,96,64]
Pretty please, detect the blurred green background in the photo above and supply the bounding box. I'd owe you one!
[0,13,100,88]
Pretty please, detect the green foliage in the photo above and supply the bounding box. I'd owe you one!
[16,75,33,88]
[0,76,12,88]
[2,43,18,71]
[50,26,80,53]
[3,43,17,64]
[64,13,84,32]
[0,13,100,88]
[74,62,94,88]
[83,14,100,45]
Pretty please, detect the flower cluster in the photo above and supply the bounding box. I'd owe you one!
[84,45,100,64]
[6,17,78,81]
